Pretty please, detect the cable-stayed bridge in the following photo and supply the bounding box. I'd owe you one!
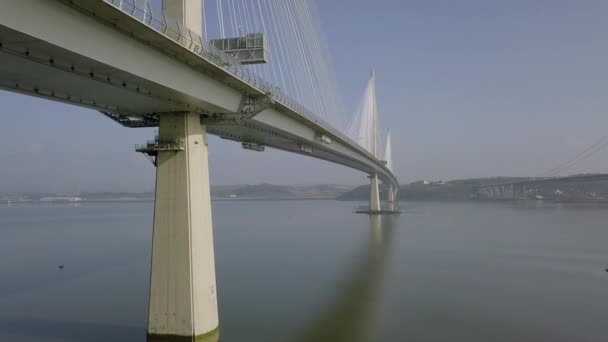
[0,0,398,340]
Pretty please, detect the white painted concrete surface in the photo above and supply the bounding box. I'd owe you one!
[387,185,395,203]
[163,0,205,39]
[370,174,381,212]
[148,112,218,338]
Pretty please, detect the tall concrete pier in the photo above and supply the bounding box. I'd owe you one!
[386,185,396,211]
[387,185,395,203]
[163,0,206,39]
[369,173,381,212]
[147,113,219,341]
[147,3,218,341]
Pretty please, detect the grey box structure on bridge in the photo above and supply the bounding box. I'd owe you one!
[210,33,269,65]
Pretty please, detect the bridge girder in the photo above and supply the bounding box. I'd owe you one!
[0,0,398,189]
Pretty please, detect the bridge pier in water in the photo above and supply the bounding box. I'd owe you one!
[148,112,219,342]
[369,173,381,212]
[387,185,395,203]
[386,184,397,211]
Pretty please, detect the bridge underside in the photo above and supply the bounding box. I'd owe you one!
[0,27,390,182]
[0,2,397,187]
[208,122,375,176]
[0,25,221,118]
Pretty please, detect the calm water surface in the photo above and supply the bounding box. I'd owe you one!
[0,200,607,341]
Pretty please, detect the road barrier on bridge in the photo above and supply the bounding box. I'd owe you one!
[103,0,372,159]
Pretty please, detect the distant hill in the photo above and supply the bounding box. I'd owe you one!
[336,184,389,201]
[211,183,353,200]
[337,177,608,202]
[212,184,294,198]
[1,184,355,203]
[338,177,533,201]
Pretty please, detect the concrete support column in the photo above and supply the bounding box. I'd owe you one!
[387,185,395,203]
[163,0,205,39]
[148,112,219,342]
[369,173,381,212]
[386,185,396,211]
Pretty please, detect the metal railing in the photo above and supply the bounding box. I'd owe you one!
[103,0,392,178]
[135,137,185,153]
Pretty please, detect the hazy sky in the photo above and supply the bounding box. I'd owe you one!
[1,0,608,192]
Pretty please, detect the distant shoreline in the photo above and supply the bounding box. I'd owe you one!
[0,184,354,204]
[0,196,341,204]
[3,198,608,205]
[212,196,338,201]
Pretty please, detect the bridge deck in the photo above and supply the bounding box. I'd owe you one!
[0,0,398,188]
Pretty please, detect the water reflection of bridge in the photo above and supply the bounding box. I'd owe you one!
[294,215,399,342]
